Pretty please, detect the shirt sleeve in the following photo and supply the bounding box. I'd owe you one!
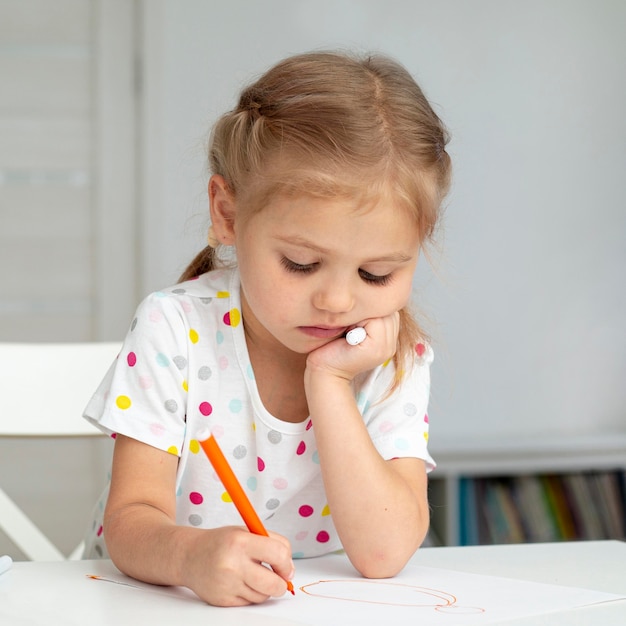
[83,292,191,456]
[359,345,436,472]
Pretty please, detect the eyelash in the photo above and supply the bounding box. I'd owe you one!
[280,257,392,286]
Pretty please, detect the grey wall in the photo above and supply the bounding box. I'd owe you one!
[141,0,626,445]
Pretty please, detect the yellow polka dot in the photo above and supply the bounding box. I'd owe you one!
[182,380,188,392]
[423,432,429,442]
[252,422,256,431]
[229,308,241,327]
[189,329,199,344]
[115,395,131,410]
[189,439,200,454]
[167,445,179,456]
[321,504,331,517]
[221,492,232,503]
[217,291,229,298]
[382,358,391,368]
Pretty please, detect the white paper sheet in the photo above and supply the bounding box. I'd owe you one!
[235,553,624,625]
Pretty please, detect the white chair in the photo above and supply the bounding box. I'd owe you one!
[0,342,120,560]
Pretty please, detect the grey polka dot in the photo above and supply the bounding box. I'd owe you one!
[403,402,418,416]
[172,288,186,295]
[200,297,213,305]
[130,317,138,331]
[198,365,212,380]
[233,445,247,460]
[266,498,280,510]
[268,430,282,444]
[173,355,187,370]
[94,544,103,557]
[189,514,203,527]
[164,399,178,413]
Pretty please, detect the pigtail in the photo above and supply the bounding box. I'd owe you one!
[178,245,217,282]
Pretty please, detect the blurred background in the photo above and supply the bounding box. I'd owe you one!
[1,0,624,556]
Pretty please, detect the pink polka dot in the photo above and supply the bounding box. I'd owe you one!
[199,401,212,416]
[150,423,165,437]
[296,441,306,455]
[295,531,308,541]
[212,425,224,438]
[316,531,330,543]
[424,413,429,423]
[219,356,229,370]
[181,301,192,313]
[189,492,203,505]
[306,420,313,430]
[257,457,265,472]
[139,375,153,389]
[299,505,314,517]
[379,420,394,434]
[96,525,103,537]
[415,342,426,357]
[273,477,288,490]
[127,352,137,367]
[148,309,163,323]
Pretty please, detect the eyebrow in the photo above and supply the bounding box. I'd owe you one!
[275,235,414,263]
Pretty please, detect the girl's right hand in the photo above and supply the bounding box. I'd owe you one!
[182,526,294,607]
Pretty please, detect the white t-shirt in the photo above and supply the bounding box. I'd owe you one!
[82,267,435,559]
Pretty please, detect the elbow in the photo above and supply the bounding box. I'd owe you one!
[350,552,408,580]
[348,525,428,579]
[348,546,415,580]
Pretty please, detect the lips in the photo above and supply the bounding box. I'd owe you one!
[298,326,347,340]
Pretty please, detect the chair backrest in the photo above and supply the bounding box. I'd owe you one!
[0,342,121,560]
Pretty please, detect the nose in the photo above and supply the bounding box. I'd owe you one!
[312,277,355,314]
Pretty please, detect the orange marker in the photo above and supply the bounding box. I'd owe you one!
[198,431,295,595]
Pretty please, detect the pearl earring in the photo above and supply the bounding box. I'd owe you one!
[207,225,219,248]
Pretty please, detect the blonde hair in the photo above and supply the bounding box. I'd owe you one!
[181,51,451,385]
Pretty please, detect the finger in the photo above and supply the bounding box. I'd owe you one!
[251,533,294,583]
[246,562,292,599]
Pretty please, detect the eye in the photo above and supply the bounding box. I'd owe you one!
[359,269,393,286]
[281,257,317,274]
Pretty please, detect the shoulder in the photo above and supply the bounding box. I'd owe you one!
[156,267,238,300]
[127,268,240,339]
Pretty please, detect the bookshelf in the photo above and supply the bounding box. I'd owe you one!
[427,433,626,546]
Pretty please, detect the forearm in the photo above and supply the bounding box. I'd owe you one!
[306,374,429,578]
[104,501,202,587]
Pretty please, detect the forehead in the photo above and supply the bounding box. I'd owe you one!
[246,192,421,257]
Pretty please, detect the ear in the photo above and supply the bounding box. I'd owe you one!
[208,174,237,245]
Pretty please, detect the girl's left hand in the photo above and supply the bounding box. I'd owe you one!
[305,311,400,382]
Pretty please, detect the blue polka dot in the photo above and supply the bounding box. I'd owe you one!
[154,291,167,298]
[312,451,320,464]
[247,477,257,491]
[156,353,170,367]
[216,330,224,345]
[247,364,255,380]
[292,551,305,559]
[229,398,243,413]
[394,437,410,451]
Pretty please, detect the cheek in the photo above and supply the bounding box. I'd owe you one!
[370,279,414,314]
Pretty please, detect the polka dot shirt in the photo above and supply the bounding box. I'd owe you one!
[82,268,435,559]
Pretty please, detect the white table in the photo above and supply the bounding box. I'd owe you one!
[1,540,624,625]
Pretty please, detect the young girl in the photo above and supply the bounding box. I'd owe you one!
[83,50,451,607]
